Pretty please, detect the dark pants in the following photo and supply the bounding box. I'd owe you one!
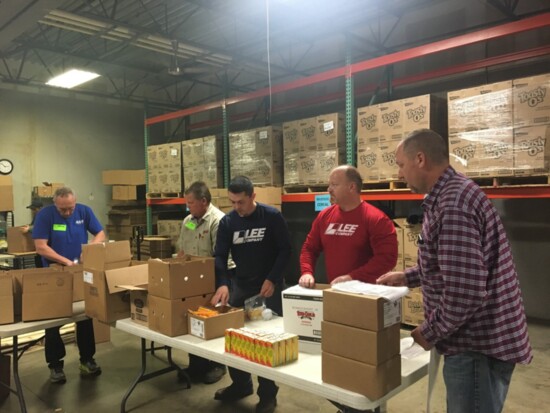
[45,318,96,368]
[226,280,283,399]
[188,354,224,372]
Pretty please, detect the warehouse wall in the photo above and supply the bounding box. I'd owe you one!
[0,89,145,228]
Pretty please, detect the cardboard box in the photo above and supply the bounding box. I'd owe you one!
[513,125,550,176]
[148,256,215,300]
[51,264,85,302]
[10,267,63,317]
[112,185,146,201]
[322,321,400,365]
[513,73,550,128]
[254,187,282,206]
[83,262,148,323]
[379,100,404,140]
[378,140,400,181]
[93,318,111,344]
[102,170,145,185]
[282,284,329,353]
[284,153,300,186]
[323,289,401,331]
[21,270,73,321]
[188,306,245,340]
[392,222,405,272]
[357,139,380,183]
[316,113,345,150]
[126,285,148,326]
[0,176,14,212]
[131,236,172,260]
[7,227,35,253]
[394,218,421,268]
[148,293,213,337]
[81,241,132,271]
[298,117,318,152]
[283,120,300,154]
[107,210,147,226]
[402,94,447,136]
[157,220,182,246]
[357,104,380,145]
[322,352,401,400]
[0,274,14,324]
[402,288,424,326]
[33,182,64,198]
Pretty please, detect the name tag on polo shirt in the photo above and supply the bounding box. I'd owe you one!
[185,221,197,230]
[53,224,67,231]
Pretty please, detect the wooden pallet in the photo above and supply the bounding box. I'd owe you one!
[362,181,408,191]
[284,185,328,194]
[146,192,182,199]
[471,174,550,188]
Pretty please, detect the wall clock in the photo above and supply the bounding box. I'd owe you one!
[0,159,14,175]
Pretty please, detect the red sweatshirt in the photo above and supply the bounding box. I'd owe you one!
[300,201,397,284]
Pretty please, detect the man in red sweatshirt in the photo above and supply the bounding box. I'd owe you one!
[299,165,397,288]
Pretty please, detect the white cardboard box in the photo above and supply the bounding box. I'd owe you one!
[282,284,329,354]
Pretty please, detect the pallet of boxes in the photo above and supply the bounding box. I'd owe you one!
[356,95,447,184]
[283,113,346,189]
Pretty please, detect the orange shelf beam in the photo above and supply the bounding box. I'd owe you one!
[146,198,186,206]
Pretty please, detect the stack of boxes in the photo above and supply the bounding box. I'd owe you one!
[321,289,402,400]
[182,135,223,189]
[102,170,148,242]
[512,73,550,175]
[32,182,64,198]
[0,176,14,212]
[147,256,216,337]
[357,95,446,182]
[147,142,183,193]
[130,236,172,260]
[283,113,346,186]
[157,220,183,251]
[229,126,283,186]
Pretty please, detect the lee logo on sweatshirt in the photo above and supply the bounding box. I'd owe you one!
[233,228,266,244]
[325,223,358,237]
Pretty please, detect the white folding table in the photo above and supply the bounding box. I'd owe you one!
[0,301,88,413]
[115,317,429,413]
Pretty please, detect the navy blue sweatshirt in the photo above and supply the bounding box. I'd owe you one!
[214,202,291,291]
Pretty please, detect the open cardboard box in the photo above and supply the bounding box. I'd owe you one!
[188,305,244,340]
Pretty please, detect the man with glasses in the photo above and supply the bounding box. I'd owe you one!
[33,186,105,383]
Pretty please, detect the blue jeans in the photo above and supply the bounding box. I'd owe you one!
[443,352,515,413]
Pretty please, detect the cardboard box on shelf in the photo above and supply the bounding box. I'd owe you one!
[379,100,404,140]
[357,139,380,183]
[393,218,421,268]
[513,125,550,176]
[513,73,550,128]
[102,170,145,186]
[20,270,73,321]
[112,185,146,201]
[33,182,65,198]
[392,222,405,272]
[316,113,345,150]
[402,94,447,136]
[83,261,148,323]
[357,104,380,145]
[157,220,182,247]
[378,140,400,181]
[188,306,245,340]
[298,117,318,152]
[7,227,35,253]
[148,293,213,337]
[402,288,424,326]
[283,153,300,186]
[321,321,400,365]
[148,255,215,300]
[254,187,282,206]
[282,284,329,353]
[0,274,14,324]
[322,352,401,400]
[0,176,14,211]
[131,236,172,260]
[283,120,300,154]
[323,289,401,331]
[107,210,147,226]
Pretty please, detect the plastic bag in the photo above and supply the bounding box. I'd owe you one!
[244,294,266,321]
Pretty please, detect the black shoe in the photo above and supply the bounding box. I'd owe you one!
[256,397,277,413]
[203,365,227,384]
[178,367,202,383]
[214,384,253,401]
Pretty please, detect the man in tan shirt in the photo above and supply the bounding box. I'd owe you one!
[177,181,234,384]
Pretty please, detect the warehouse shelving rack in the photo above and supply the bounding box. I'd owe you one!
[144,12,550,232]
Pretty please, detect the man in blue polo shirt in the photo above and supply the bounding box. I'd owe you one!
[33,186,105,383]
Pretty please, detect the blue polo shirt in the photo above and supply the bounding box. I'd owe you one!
[32,203,103,267]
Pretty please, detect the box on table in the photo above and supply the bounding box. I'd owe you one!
[9,267,62,317]
[0,176,14,212]
[323,289,401,331]
[188,306,244,340]
[148,293,213,337]
[20,270,73,321]
[148,255,215,300]
[120,284,149,326]
[402,288,424,326]
[322,352,401,400]
[81,240,132,271]
[83,261,148,323]
[102,170,145,186]
[7,227,35,253]
[0,274,14,324]
[282,284,329,353]
[513,73,550,128]
[322,321,400,365]
[513,125,550,176]
[51,263,85,302]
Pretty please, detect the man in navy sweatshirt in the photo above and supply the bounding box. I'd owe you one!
[211,176,291,413]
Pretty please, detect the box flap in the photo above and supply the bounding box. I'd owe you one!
[105,263,148,294]
[82,241,132,270]
[116,283,148,291]
[282,283,329,297]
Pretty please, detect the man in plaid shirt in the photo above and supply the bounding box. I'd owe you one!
[378,129,532,413]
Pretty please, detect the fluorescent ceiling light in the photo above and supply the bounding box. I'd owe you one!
[46,69,100,88]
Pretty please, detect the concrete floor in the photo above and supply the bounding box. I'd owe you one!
[1,320,549,413]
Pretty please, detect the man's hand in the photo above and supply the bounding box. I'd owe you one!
[176,250,185,258]
[20,225,30,234]
[259,279,275,298]
[210,286,229,306]
[298,273,315,288]
[411,326,433,351]
[376,271,407,286]
[330,274,352,285]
